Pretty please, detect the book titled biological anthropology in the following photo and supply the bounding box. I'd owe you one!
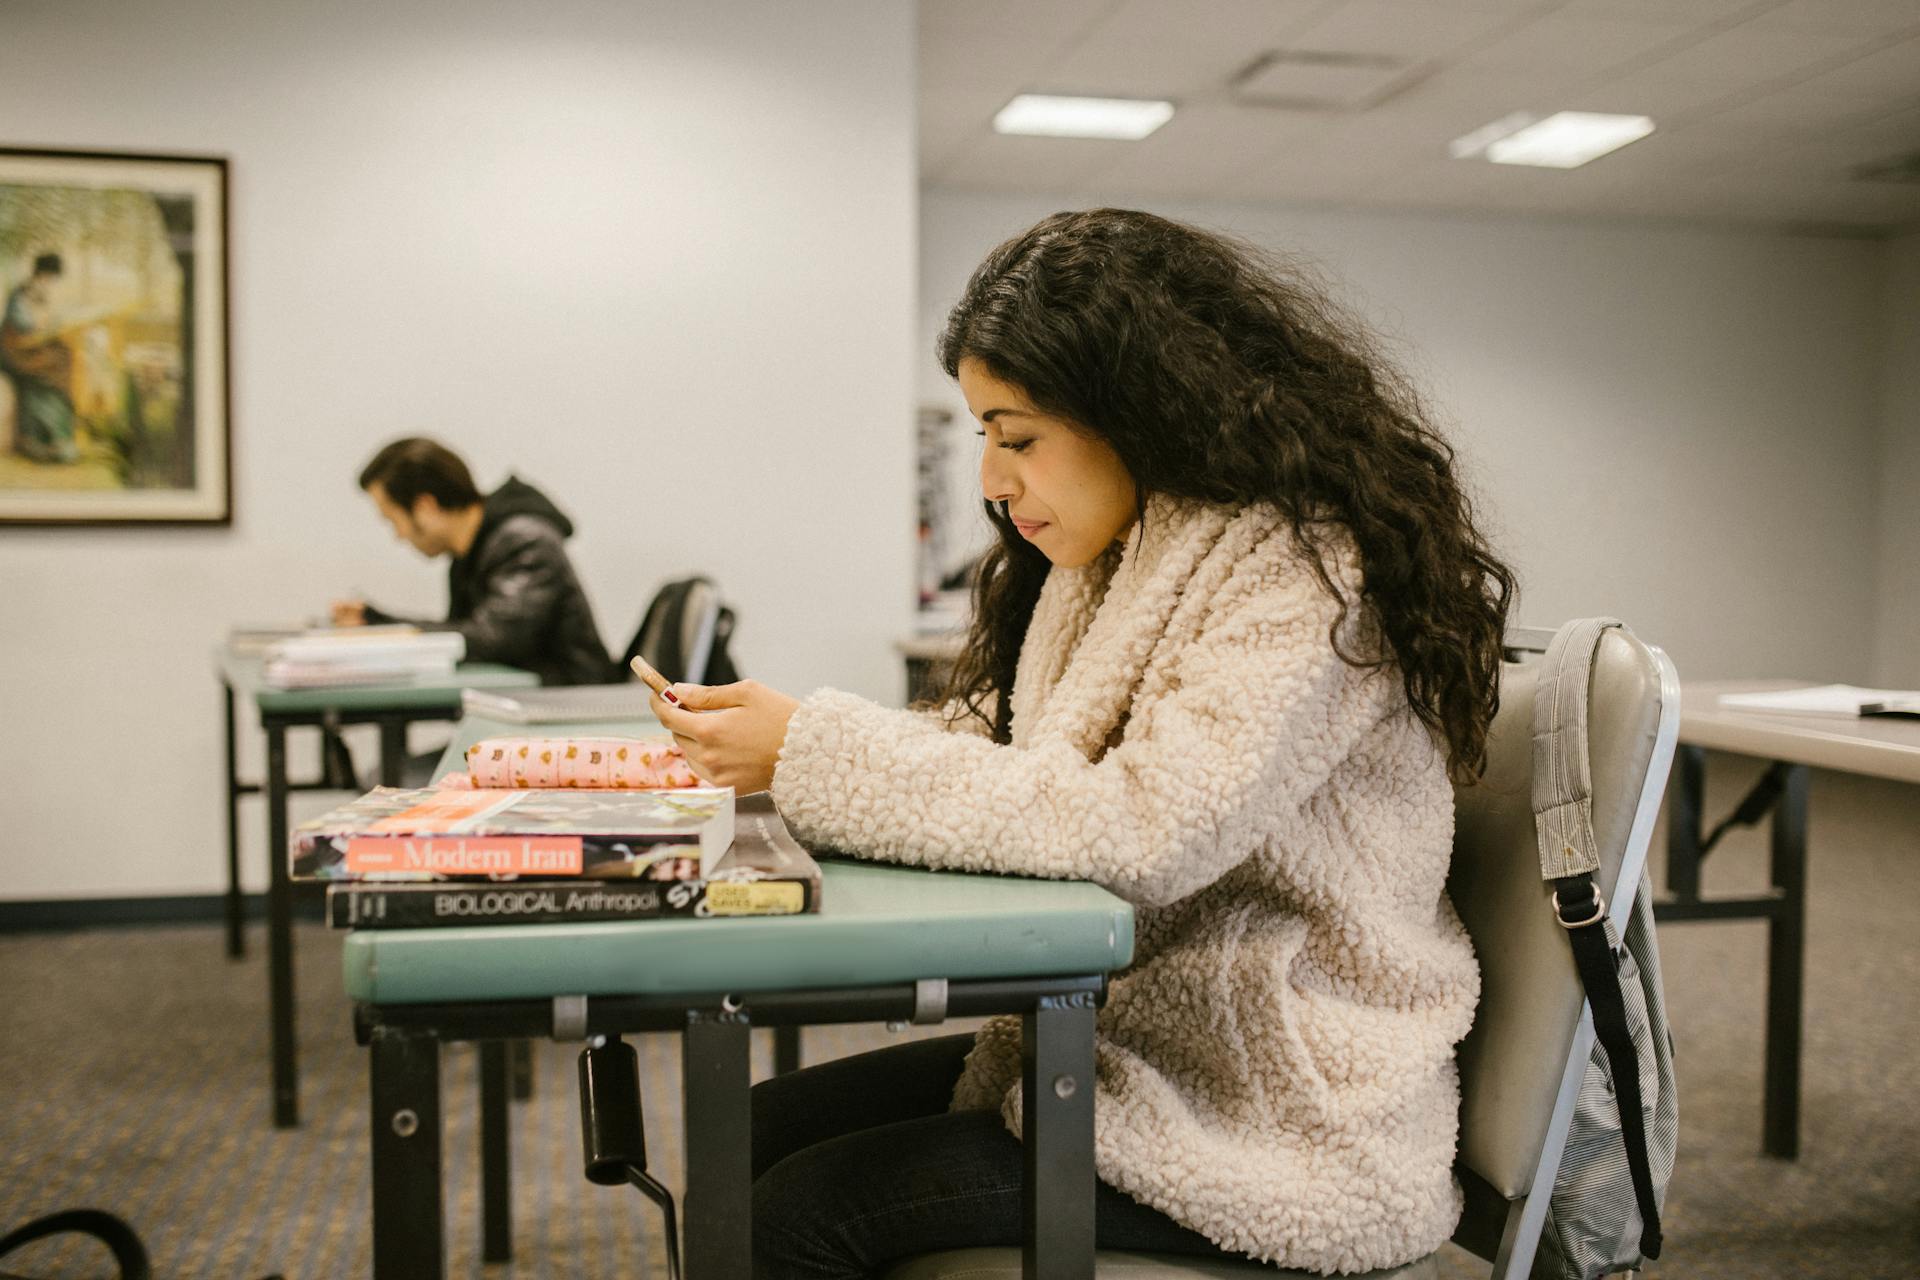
[325,793,820,926]
[290,784,734,882]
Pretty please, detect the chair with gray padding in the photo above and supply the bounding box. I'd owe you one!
[882,623,1679,1280]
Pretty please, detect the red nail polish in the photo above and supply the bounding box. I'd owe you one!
[663,690,680,705]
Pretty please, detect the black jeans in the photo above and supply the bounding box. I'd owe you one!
[749,1034,1238,1279]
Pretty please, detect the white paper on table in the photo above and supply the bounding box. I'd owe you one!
[1716,684,1920,716]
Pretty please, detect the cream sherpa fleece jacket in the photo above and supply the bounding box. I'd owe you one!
[771,496,1479,1274]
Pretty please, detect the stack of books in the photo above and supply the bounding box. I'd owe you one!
[296,786,822,928]
[226,623,307,656]
[261,626,464,689]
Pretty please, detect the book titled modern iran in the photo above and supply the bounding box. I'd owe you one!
[291,784,734,881]
[325,793,820,925]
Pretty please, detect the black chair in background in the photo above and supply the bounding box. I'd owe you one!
[615,575,739,686]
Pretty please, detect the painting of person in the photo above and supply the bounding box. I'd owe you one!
[0,252,77,463]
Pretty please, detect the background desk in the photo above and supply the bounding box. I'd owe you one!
[215,652,538,1127]
[895,631,963,703]
[1660,679,1920,1159]
[337,714,1136,1279]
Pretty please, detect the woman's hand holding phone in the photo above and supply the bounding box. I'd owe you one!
[634,655,799,794]
[629,654,679,705]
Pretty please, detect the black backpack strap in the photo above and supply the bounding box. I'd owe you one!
[0,1209,149,1279]
[1551,874,1665,1259]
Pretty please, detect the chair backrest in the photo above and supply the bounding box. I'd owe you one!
[617,576,722,685]
[1445,625,1678,1275]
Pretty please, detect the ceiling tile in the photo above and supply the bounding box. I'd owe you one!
[1625,24,1881,89]
[1286,0,1527,62]
[920,0,1114,45]
[1073,101,1323,197]
[915,0,1920,234]
[1559,67,1757,121]
[1040,0,1327,99]
[1842,100,1920,154]
[1749,0,1920,41]
[1460,8,1710,78]
[1755,107,1920,176]
[1231,52,1426,110]
[1813,34,1920,100]
[920,26,1064,97]
[1205,157,1384,208]
[1555,0,1783,22]
[1691,78,1909,139]
[1389,62,1599,130]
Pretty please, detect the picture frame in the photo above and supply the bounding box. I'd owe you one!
[0,146,231,525]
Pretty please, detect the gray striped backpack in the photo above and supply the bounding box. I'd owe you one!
[1529,619,1678,1279]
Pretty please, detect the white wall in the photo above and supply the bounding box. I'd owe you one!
[1871,233,1920,688]
[922,189,1887,687]
[0,0,916,900]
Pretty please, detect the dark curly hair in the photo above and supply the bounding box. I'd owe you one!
[934,208,1516,783]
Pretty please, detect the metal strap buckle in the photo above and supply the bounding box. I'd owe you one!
[552,994,590,1041]
[1551,888,1607,929]
[910,978,949,1025]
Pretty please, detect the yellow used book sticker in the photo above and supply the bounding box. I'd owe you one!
[705,882,804,916]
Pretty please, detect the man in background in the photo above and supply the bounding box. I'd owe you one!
[334,436,611,685]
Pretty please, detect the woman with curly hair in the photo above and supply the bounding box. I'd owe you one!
[652,208,1517,1277]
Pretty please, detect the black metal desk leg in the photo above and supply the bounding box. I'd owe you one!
[510,1038,535,1101]
[1666,744,1706,901]
[371,1028,444,1279]
[773,1026,802,1076]
[266,721,299,1128]
[378,717,406,787]
[480,1041,512,1261]
[1022,991,1097,1280]
[683,1011,752,1278]
[1765,764,1809,1159]
[223,682,245,958]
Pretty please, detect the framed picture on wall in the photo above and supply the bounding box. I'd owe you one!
[0,146,231,525]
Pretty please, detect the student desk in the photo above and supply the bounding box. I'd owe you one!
[341,715,1136,1279]
[1659,679,1920,1159]
[215,651,538,1127]
[896,631,965,704]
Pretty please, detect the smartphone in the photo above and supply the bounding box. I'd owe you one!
[629,654,675,699]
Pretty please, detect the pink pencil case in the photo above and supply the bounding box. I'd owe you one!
[459,735,700,789]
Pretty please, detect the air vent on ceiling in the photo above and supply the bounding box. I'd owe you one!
[1850,153,1920,185]
[1230,49,1425,112]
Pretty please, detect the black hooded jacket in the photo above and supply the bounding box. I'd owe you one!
[368,477,612,685]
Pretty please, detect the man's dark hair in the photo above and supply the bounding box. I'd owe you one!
[357,437,482,511]
[31,252,61,277]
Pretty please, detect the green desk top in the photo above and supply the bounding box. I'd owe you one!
[342,859,1134,1003]
[217,650,538,715]
[338,714,1135,1005]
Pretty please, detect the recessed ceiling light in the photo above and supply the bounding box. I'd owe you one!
[1451,111,1655,169]
[1448,112,1535,160]
[992,94,1175,141]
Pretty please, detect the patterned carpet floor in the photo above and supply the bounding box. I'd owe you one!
[1,763,1916,1278]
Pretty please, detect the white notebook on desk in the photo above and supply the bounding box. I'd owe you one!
[1717,685,1920,719]
[461,683,658,724]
